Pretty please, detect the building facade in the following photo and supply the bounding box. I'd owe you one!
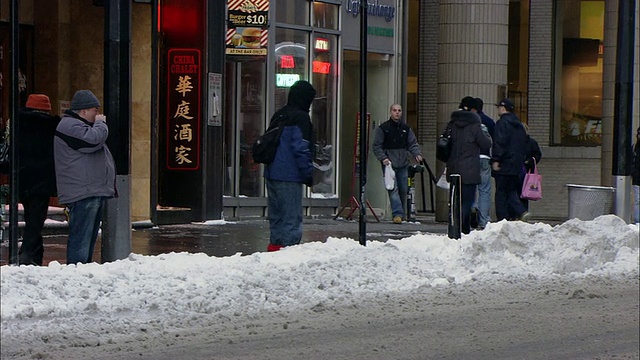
[1,0,638,224]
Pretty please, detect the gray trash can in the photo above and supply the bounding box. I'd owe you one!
[566,184,615,220]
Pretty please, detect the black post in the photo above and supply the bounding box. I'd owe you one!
[358,0,368,246]
[203,0,225,220]
[150,0,159,225]
[448,174,461,239]
[8,0,19,265]
[102,0,132,262]
[612,0,636,221]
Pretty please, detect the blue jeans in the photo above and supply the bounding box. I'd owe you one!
[66,196,106,264]
[633,185,639,223]
[387,165,408,219]
[267,179,303,247]
[461,184,477,234]
[473,158,492,227]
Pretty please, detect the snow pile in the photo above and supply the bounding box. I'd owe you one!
[2,215,637,323]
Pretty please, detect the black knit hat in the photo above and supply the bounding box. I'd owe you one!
[459,96,478,111]
[70,90,101,110]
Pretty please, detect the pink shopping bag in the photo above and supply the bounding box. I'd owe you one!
[521,158,542,201]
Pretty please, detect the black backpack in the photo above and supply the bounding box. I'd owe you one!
[252,114,288,164]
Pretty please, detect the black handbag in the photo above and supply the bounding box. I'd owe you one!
[436,124,452,162]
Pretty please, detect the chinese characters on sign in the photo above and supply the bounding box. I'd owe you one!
[167,49,201,170]
[226,0,269,56]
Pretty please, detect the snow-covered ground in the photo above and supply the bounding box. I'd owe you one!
[1,215,638,359]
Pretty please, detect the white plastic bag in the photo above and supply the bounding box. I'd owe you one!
[436,167,450,190]
[384,163,396,191]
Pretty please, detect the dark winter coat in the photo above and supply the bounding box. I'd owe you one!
[18,108,60,198]
[523,135,542,173]
[492,112,528,176]
[264,80,315,185]
[445,110,492,185]
[477,110,495,157]
[372,118,422,169]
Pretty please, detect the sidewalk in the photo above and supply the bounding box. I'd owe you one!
[1,213,449,266]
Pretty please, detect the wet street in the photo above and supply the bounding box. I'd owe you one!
[1,215,449,266]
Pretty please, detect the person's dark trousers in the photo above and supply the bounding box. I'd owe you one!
[461,184,477,234]
[267,179,303,247]
[19,195,50,265]
[494,174,526,221]
[518,172,529,213]
[66,196,106,264]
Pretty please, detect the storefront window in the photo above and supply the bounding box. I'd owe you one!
[554,0,604,146]
[274,28,309,109]
[313,2,339,30]
[311,34,337,195]
[238,62,266,197]
[275,0,309,25]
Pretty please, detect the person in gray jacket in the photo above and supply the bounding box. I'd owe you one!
[54,90,116,264]
[372,104,423,224]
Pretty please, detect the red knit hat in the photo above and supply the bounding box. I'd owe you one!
[26,94,52,111]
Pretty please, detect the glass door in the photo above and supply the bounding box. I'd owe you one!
[224,60,267,197]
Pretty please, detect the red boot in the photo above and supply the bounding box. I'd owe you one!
[267,243,283,252]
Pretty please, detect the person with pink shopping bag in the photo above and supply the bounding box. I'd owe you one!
[521,157,542,201]
[519,131,542,213]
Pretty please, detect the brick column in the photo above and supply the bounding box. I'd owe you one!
[434,0,510,221]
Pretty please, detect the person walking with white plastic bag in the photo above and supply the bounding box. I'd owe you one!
[372,104,423,224]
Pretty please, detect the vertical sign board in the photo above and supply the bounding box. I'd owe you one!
[167,48,201,170]
[208,72,222,126]
[226,0,269,56]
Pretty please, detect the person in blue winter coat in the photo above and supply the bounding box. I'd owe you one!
[264,80,316,251]
[491,98,528,222]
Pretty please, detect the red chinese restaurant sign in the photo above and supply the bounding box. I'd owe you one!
[166,48,201,170]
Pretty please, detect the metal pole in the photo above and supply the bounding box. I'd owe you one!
[102,0,132,262]
[8,0,19,265]
[150,0,159,225]
[358,0,368,246]
[448,174,461,240]
[612,0,636,223]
